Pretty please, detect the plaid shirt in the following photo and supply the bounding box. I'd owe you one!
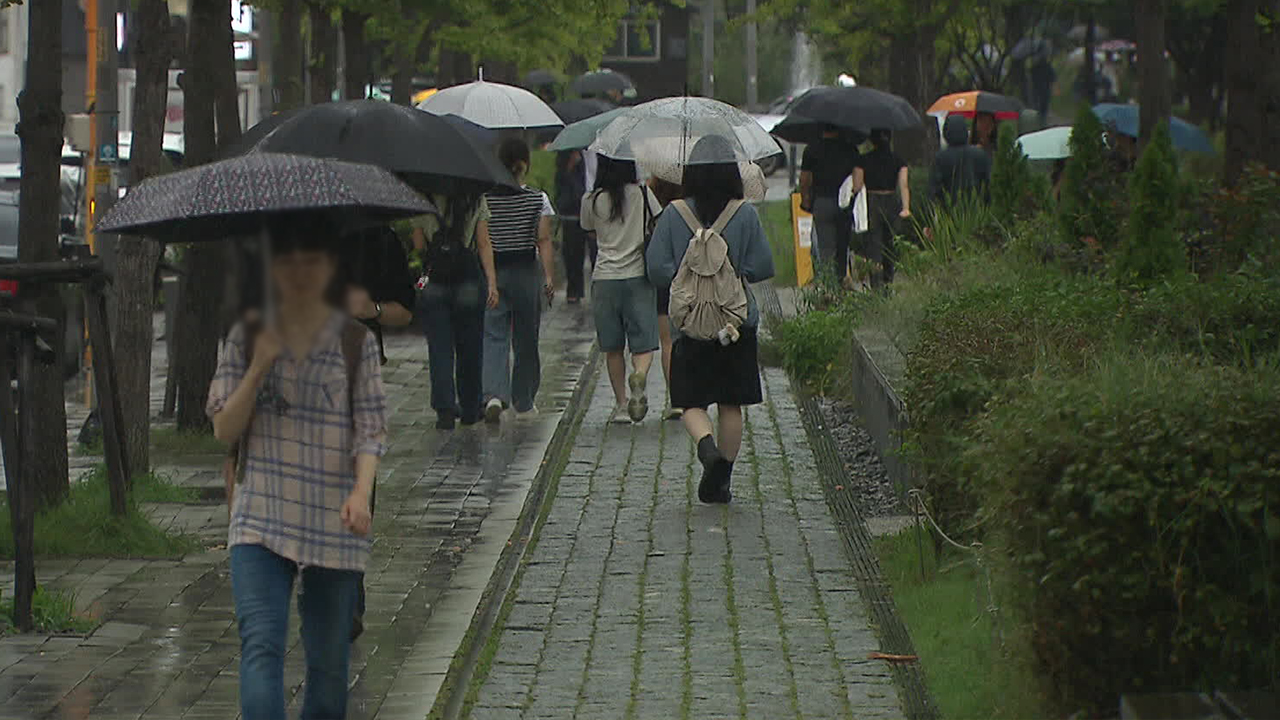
[207,313,388,572]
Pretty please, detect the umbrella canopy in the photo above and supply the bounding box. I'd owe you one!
[928,91,1023,119]
[552,99,616,125]
[770,114,869,145]
[225,100,518,194]
[523,69,560,88]
[418,80,563,130]
[1091,104,1215,153]
[411,87,438,105]
[96,153,435,240]
[572,69,637,99]
[548,106,631,151]
[1016,126,1073,160]
[783,87,922,136]
[590,96,782,167]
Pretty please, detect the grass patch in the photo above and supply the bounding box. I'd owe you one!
[0,586,98,637]
[0,466,200,559]
[150,427,227,457]
[876,528,1046,720]
[760,199,797,287]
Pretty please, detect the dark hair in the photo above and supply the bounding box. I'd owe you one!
[869,128,892,150]
[970,112,997,146]
[498,137,531,175]
[590,156,637,222]
[266,213,340,256]
[681,164,743,227]
[441,193,482,246]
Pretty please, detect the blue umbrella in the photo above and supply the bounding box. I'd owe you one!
[1091,104,1215,153]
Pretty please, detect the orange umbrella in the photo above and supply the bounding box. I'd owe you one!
[411,87,438,105]
[927,91,1022,119]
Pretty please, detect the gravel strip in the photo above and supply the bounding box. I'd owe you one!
[817,397,904,518]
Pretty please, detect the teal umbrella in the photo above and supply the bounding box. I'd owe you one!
[1016,126,1073,160]
[549,107,630,151]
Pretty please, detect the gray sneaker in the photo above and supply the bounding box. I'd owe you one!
[609,403,632,424]
[627,372,649,422]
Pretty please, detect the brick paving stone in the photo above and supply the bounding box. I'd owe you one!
[1,306,595,719]
[468,363,904,719]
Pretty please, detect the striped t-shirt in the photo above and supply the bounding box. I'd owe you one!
[485,186,553,260]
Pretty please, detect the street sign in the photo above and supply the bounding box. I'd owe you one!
[97,143,117,163]
[92,166,110,185]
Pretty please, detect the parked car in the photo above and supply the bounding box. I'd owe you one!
[0,190,88,379]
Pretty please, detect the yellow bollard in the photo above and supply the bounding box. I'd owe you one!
[790,192,814,287]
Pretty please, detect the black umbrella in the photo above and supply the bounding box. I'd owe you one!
[224,99,519,195]
[551,98,616,125]
[770,114,869,146]
[523,69,560,88]
[96,153,435,240]
[572,69,636,98]
[783,87,922,135]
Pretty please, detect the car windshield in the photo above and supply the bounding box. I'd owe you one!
[0,201,18,258]
[0,136,20,165]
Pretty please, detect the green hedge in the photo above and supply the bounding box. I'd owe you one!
[970,359,1280,715]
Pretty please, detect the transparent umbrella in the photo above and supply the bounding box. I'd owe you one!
[589,96,781,167]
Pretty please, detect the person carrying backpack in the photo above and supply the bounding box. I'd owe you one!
[412,192,499,429]
[646,136,775,504]
[208,217,387,720]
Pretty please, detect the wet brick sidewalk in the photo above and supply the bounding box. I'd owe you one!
[466,365,904,719]
[0,305,597,720]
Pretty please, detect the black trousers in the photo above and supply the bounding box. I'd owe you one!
[866,193,901,287]
[562,221,595,299]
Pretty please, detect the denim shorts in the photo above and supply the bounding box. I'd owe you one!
[591,277,659,353]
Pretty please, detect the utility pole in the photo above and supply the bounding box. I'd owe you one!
[91,0,120,272]
[745,0,758,109]
[701,0,715,98]
[258,8,275,118]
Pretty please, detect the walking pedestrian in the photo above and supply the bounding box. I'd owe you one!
[970,111,999,154]
[929,115,992,206]
[853,129,910,288]
[209,218,387,720]
[799,126,860,280]
[646,176,685,420]
[581,155,662,424]
[482,138,556,422]
[647,137,775,504]
[411,192,499,430]
[556,150,594,304]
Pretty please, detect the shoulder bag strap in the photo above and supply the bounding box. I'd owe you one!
[671,199,703,234]
[340,319,367,421]
[231,319,264,483]
[711,199,746,235]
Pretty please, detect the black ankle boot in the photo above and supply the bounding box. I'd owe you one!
[697,436,724,504]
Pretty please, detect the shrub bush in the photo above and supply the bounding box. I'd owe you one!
[1115,124,1185,286]
[1058,106,1125,249]
[1126,272,1280,365]
[772,299,857,396]
[990,122,1047,224]
[971,358,1280,715]
[1186,165,1280,276]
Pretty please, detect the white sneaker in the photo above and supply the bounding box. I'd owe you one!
[484,398,504,424]
[609,404,632,424]
[516,404,539,417]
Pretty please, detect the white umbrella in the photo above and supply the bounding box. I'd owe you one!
[417,77,563,130]
[590,96,781,167]
[1016,126,1073,160]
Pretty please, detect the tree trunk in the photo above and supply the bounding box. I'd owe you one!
[214,0,243,147]
[1135,0,1171,151]
[112,0,172,478]
[1083,15,1098,105]
[437,45,472,88]
[16,0,70,510]
[1223,0,1280,183]
[887,18,938,165]
[277,0,305,111]
[174,0,225,432]
[390,25,422,106]
[309,2,337,104]
[341,9,370,100]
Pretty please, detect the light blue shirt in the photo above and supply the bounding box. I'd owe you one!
[646,200,775,332]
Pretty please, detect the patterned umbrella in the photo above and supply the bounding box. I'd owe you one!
[96,152,435,240]
[928,91,1023,119]
[418,79,563,130]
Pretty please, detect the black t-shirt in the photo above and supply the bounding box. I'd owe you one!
[859,146,907,193]
[802,138,861,198]
[339,227,417,363]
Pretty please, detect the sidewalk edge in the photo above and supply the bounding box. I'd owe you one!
[429,343,601,720]
[756,282,940,720]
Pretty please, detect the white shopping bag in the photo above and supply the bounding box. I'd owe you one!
[852,186,868,234]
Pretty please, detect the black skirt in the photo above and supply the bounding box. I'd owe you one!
[670,327,763,409]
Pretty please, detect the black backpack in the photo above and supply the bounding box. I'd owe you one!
[422,231,472,285]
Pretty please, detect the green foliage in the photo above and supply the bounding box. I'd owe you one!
[989,122,1045,224]
[1058,106,1124,249]
[971,358,1280,715]
[772,304,855,395]
[1115,124,1185,286]
[760,200,796,287]
[875,529,1047,720]
[0,467,199,559]
[1128,272,1280,365]
[1,586,97,636]
[1187,165,1280,275]
[150,428,227,458]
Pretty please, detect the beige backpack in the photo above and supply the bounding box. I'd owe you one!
[668,199,749,342]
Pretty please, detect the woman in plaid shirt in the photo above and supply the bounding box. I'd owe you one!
[208,223,388,720]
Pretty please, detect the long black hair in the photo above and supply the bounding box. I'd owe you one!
[498,137,531,177]
[590,155,638,222]
[440,193,482,246]
[681,136,744,226]
[869,128,892,151]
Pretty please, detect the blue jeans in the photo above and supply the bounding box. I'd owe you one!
[483,259,542,411]
[419,276,485,421]
[231,544,360,720]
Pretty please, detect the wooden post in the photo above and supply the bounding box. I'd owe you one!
[84,276,131,515]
